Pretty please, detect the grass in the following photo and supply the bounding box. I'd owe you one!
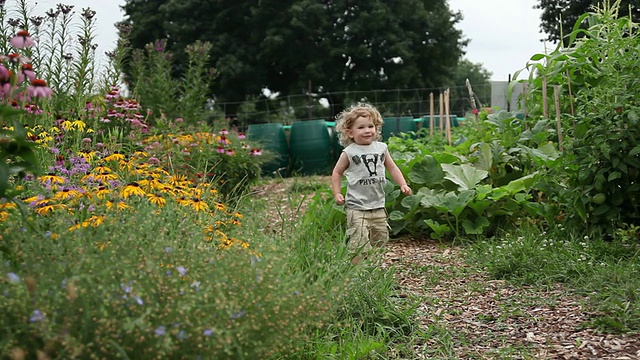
[465,224,640,334]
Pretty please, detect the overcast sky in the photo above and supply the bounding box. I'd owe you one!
[29,0,553,82]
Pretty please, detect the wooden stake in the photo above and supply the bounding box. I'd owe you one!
[566,70,576,130]
[542,77,549,119]
[439,92,444,133]
[554,85,564,151]
[445,88,452,146]
[429,92,434,137]
[522,83,529,130]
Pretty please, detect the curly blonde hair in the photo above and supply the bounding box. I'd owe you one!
[334,103,384,146]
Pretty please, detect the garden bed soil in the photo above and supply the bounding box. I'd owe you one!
[250,176,640,359]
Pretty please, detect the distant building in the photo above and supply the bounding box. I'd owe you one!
[491,81,524,112]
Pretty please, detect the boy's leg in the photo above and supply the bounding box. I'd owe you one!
[346,209,373,257]
[367,208,389,248]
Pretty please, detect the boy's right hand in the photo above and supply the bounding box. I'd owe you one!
[334,194,345,205]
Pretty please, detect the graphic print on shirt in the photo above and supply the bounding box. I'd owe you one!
[351,153,385,185]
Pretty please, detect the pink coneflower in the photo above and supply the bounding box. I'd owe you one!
[249,148,262,156]
[216,146,225,154]
[220,128,229,135]
[218,135,229,145]
[226,149,235,156]
[175,117,184,123]
[10,30,36,48]
[19,63,36,82]
[27,79,53,98]
[237,132,246,139]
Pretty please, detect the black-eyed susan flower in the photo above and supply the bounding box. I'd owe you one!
[103,152,126,162]
[35,202,66,215]
[38,173,65,185]
[176,196,193,207]
[53,188,82,201]
[93,171,119,183]
[213,202,226,211]
[146,193,166,207]
[122,182,146,198]
[95,185,111,199]
[106,200,130,211]
[233,212,243,219]
[190,197,209,212]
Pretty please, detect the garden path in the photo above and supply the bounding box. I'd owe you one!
[250,176,640,359]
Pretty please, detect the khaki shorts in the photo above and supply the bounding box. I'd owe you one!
[345,208,389,253]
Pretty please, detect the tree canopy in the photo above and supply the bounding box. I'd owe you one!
[120,0,469,115]
[535,0,639,44]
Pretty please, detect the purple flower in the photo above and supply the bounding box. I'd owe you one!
[231,310,246,320]
[203,329,214,336]
[29,310,45,322]
[176,266,187,276]
[10,30,36,48]
[6,272,20,283]
[155,325,166,336]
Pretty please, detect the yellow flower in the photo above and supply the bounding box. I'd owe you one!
[146,193,166,207]
[233,212,243,219]
[91,171,119,183]
[78,150,96,162]
[94,186,111,199]
[72,120,86,131]
[53,188,82,201]
[0,202,17,210]
[213,202,226,211]
[103,153,126,162]
[0,211,9,221]
[60,120,74,131]
[190,198,209,212]
[122,182,146,198]
[38,173,65,185]
[106,200,130,211]
[35,203,67,215]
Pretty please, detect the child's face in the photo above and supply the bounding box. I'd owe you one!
[347,115,376,145]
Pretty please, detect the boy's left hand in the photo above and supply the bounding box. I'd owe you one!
[400,185,412,196]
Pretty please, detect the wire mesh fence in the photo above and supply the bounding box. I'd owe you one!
[215,83,492,127]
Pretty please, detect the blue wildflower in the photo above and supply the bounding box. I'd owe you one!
[155,325,166,336]
[29,310,45,323]
[177,266,187,276]
[203,329,214,336]
[7,272,20,284]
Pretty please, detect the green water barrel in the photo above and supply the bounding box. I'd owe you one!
[289,120,332,175]
[422,115,459,129]
[328,123,344,161]
[382,117,417,141]
[246,123,289,175]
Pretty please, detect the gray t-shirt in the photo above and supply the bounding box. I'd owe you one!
[343,141,388,210]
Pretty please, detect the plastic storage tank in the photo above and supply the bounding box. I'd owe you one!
[246,123,289,175]
[289,120,333,175]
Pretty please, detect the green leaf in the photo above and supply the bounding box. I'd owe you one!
[389,210,406,221]
[441,163,488,191]
[408,155,444,186]
[503,173,536,194]
[424,219,450,239]
[436,190,474,217]
[608,172,621,181]
[629,146,640,156]
[462,216,490,234]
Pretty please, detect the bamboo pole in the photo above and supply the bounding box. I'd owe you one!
[439,92,444,133]
[522,83,528,130]
[542,77,549,119]
[566,70,576,131]
[566,70,575,116]
[554,85,564,151]
[445,88,452,146]
[465,79,480,131]
[429,92,434,137]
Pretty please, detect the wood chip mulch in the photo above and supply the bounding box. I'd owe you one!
[250,178,640,359]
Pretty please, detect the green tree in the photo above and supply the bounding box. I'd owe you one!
[120,0,467,116]
[535,0,639,44]
[448,59,492,114]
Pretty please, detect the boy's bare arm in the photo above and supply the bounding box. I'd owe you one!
[384,151,412,196]
[331,152,349,204]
